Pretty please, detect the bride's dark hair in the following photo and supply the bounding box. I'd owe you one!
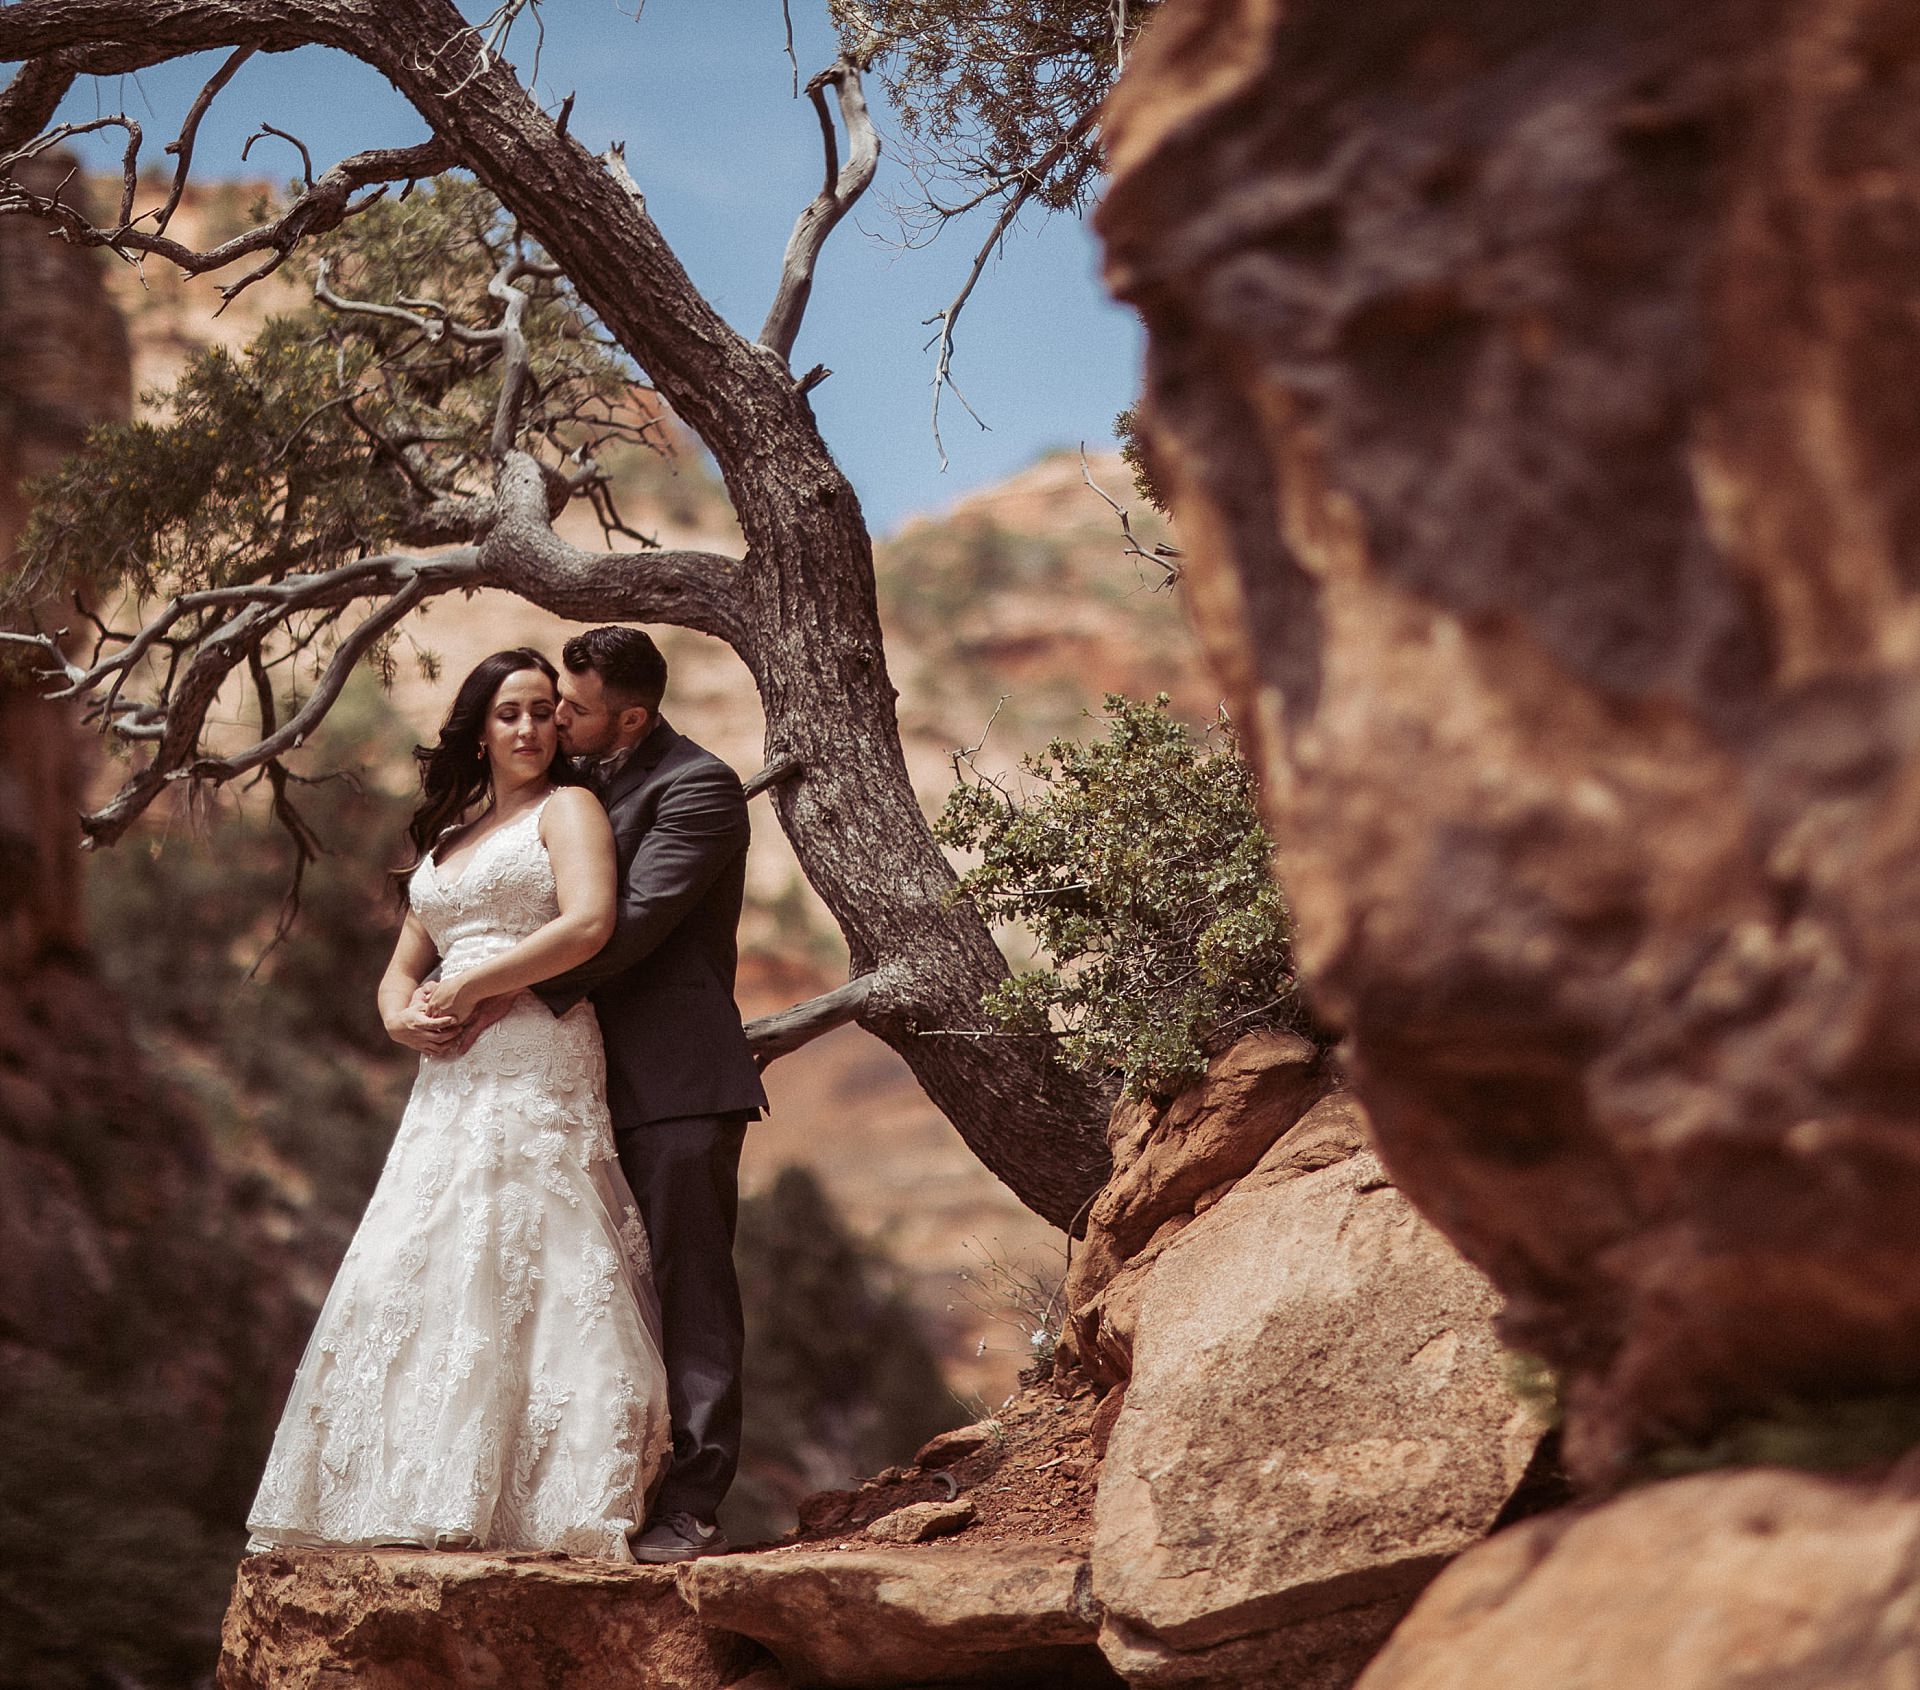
[392,646,579,894]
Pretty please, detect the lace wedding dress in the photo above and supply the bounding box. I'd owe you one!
[246,796,671,1560]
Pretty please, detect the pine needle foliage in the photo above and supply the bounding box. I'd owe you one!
[936,693,1307,1100]
[835,0,1163,221]
[7,176,649,615]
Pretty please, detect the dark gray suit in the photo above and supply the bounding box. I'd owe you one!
[535,718,767,1520]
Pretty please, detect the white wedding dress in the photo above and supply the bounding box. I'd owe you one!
[245,796,671,1560]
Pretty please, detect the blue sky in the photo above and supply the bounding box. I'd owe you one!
[51,0,1144,534]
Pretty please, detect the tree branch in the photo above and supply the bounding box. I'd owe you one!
[152,46,253,236]
[0,120,453,307]
[758,57,881,366]
[9,483,747,845]
[745,972,875,1066]
[923,107,1097,468]
[743,751,803,799]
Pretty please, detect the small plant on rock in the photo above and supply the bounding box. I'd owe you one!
[936,693,1310,1100]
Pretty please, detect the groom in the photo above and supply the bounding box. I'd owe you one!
[526,625,767,1561]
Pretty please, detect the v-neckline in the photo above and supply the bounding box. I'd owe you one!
[431,800,542,890]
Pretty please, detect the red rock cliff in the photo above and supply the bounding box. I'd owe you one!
[1099,0,1920,1479]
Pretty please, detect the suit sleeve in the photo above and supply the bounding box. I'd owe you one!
[533,759,749,1016]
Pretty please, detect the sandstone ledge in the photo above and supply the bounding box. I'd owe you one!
[217,1548,758,1690]
[218,1541,1118,1690]
[679,1543,1113,1688]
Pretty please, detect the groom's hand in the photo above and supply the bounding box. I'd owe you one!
[451,990,526,1056]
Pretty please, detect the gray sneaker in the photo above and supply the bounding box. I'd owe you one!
[631,1510,729,1564]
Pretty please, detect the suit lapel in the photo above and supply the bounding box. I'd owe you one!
[601,717,678,813]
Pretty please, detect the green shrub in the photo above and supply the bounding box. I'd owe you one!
[936,693,1310,1100]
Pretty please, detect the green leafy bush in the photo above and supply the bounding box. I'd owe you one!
[936,693,1310,1100]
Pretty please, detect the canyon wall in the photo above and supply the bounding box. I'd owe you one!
[0,162,320,1689]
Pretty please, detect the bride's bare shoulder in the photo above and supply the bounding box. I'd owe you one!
[538,783,608,835]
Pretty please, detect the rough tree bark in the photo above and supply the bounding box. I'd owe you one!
[1101,0,1920,1473]
[0,0,1114,1230]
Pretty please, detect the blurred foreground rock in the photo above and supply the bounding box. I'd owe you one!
[1100,0,1920,1482]
[1357,1466,1920,1689]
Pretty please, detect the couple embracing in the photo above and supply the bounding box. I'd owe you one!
[245,627,767,1564]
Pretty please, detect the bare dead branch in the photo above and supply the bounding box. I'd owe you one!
[183,574,433,784]
[745,972,875,1066]
[242,120,315,189]
[0,128,454,306]
[758,58,880,366]
[153,46,253,235]
[485,253,539,456]
[743,752,803,799]
[1079,446,1180,584]
[600,139,646,216]
[779,0,798,98]
[924,107,1097,468]
[243,644,326,973]
[1,112,140,221]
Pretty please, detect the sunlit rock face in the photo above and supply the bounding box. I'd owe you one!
[1092,1091,1541,1690]
[1099,0,1920,1479]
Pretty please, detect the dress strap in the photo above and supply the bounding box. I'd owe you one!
[523,789,558,829]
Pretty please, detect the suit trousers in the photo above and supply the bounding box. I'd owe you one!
[613,1106,750,1522]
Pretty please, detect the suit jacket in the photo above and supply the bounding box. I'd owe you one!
[534,718,768,1126]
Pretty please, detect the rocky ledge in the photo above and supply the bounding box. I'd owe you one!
[218,1540,1117,1690]
[220,1034,1544,1690]
[218,1549,755,1690]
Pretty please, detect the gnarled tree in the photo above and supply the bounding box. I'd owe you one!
[0,0,1115,1230]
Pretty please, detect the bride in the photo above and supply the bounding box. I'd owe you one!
[245,647,671,1560]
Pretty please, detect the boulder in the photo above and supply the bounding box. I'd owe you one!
[912,1421,997,1469]
[863,1499,976,1544]
[1357,1466,1920,1689]
[1099,0,1920,1479]
[1066,1032,1329,1385]
[217,1548,757,1690]
[678,1544,1109,1688]
[1092,1093,1541,1686]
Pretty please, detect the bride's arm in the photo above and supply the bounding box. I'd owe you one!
[419,787,617,1021]
[378,911,462,1054]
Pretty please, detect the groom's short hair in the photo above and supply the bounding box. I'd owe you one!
[563,626,667,713]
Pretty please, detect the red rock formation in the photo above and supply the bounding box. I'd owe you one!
[1358,1466,1920,1690]
[1100,0,1920,1479]
[0,164,312,1683]
[0,153,129,961]
[1058,1038,1543,1688]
